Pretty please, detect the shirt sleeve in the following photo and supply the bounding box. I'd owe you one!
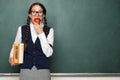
[38,28,54,57]
[9,26,22,58]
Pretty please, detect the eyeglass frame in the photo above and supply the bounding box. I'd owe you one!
[31,10,43,16]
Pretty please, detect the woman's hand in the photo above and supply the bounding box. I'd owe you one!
[9,57,18,66]
[9,57,14,66]
[34,23,44,34]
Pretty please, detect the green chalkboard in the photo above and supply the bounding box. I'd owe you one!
[0,0,120,73]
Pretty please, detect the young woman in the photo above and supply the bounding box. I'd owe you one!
[9,2,54,80]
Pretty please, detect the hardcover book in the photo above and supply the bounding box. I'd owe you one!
[13,43,24,65]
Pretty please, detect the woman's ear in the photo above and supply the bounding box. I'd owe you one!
[43,15,45,18]
[29,14,31,18]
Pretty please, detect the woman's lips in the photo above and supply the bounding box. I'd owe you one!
[34,18,41,24]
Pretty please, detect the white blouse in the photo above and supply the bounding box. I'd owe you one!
[9,23,54,58]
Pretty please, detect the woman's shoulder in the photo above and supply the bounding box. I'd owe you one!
[19,25,28,30]
[49,27,53,31]
[17,25,26,28]
[43,26,54,32]
[16,25,27,32]
[47,26,54,31]
[48,27,54,35]
[21,25,27,28]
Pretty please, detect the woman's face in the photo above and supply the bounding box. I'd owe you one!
[29,5,45,24]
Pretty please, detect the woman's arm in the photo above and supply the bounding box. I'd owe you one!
[9,26,22,65]
[38,28,54,57]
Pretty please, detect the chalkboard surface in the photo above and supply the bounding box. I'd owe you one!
[0,0,120,73]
